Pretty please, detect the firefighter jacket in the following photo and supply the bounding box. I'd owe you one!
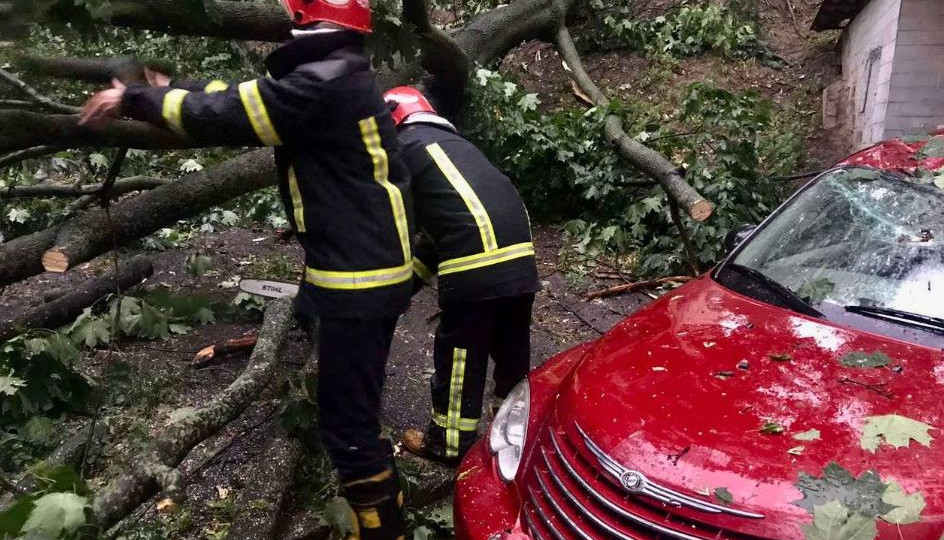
[397,122,539,304]
[120,31,414,319]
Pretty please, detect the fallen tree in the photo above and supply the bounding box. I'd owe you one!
[90,297,295,532]
[0,148,275,286]
[0,255,153,342]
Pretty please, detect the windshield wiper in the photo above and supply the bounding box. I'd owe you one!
[724,264,822,318]
[845,305,944,335]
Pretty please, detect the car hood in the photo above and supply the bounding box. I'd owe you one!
[556,276,944,539]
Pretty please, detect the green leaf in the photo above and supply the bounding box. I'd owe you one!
[518,93,540,111]
[714,487,733,505]
[0,370,26,396]
[20,492,87,538]
[760,421,784,435]
[793,429,821,441]
[185,253,212,277]
[880,480,925,525]
[323,497,357,540]
[797,278,835,304]
[413,525,433,540]
[193,307,216,325]
[7,207,31,224]
[801,500,877,540]
[860,414,934,453]
[840,351,891,369]
[794,463,893,517]
[918,135,944,158]
[69,310,111,348]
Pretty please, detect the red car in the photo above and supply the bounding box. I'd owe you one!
[453,139,944,540]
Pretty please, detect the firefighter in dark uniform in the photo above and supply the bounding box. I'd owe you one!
[81,3,411,537]
[383,87,540,464]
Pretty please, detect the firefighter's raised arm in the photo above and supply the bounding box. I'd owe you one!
[80,71,314,148]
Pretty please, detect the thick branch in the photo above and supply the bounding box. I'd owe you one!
[0,67,80,114]
[0,176,170,199]
[456,0,575,65]
[0,256,153,343]
[0,145,62,169]
[13,54,177,84]
[553,27,712,221]
[0,110,195,154]
[0,149,275,287]
[91,297,295,530]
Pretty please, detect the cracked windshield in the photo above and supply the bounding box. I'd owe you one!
[734,168,943,320]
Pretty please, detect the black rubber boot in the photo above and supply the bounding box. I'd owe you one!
[340,462,406,540]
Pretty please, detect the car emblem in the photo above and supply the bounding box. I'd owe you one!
[620,471,645,492]
[575,423,765,519]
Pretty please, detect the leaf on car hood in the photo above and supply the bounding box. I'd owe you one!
[880,480,925,525]
[794,463,893,517]
[860,414,935,453]
[839,350,892,368]
[793,429,821,441]
[801,500,877,540]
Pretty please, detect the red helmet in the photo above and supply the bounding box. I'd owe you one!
[279,0,372,34]
[384,87,436,126]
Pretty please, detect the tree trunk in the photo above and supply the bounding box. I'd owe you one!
[0,256,153,343]
[225,426,303,540]
[91,297,295,531]
[0,111,195,154]
[0,177,169,199]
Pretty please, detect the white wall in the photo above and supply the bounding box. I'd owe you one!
[840,0,901,147]
[883,0,944,140]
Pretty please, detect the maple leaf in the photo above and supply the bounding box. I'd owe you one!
[860,414,934,453]
[880,480,925,525]
[801,500,877,540]
[794,463,893,517]
[20,492,87,537]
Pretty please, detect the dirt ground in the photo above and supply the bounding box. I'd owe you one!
[0,225,656,538]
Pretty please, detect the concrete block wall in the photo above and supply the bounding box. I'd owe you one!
[884,0,944,139]
[840,0,901,147]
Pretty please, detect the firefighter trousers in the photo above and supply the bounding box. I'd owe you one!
[424,294,535,460]
[317,316,399,483]
[316,316,406,539]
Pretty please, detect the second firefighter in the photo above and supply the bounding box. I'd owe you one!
[384,87,541,464]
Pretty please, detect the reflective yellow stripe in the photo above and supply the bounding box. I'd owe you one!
[204,80,229,93]
[432,410,478,431]
[238,80,282,146]
[413,258,434,282]
[438,242,535,276]
[426,143,498,252]
[359,117,411,263]
[342,468,393,488]
[287,166,305,233]
[358,508,382,529]
[446,348,468,458]
[305,262,412,290]
[161,89,189,136]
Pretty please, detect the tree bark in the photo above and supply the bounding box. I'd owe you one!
[553,27,713,222]
[226,427,303,540]
[0,176,170,199]
[584,275,692,300]
[0,145,62,169]
[0,149,275,286]
[0,111,195,154]
[0,256,153,343]
[91,297,295,531]
[12,54,177,84]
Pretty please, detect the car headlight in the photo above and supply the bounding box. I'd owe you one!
[488,379,530,482]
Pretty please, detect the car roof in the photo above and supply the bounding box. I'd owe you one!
[840,135,944,173]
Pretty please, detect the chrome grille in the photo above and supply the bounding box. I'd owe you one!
[522,423,769,540]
